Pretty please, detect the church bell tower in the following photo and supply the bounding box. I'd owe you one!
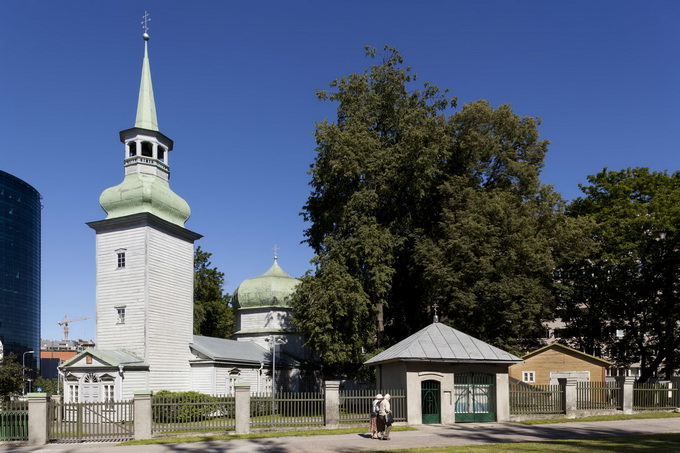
[87,19,202,392]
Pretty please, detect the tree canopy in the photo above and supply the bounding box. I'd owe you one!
[194,246,234,338]
[557,168,679,381]
[0,354,25,401]
[292,46,588,376]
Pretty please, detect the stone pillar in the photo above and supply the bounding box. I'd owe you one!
[324,380,341,428]
[618,376,636,415]
[133,391,153,440]
[495,372,510,422]
[27,393,51,445]
[234,383,251,434]
[51,394,62,424]
[558,378,578,418]
[672,377,680,408]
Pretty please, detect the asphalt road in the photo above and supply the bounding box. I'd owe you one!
[1,418,679,452]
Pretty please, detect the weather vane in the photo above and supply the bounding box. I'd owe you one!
[141,11,151,38]
[273,244,280,261]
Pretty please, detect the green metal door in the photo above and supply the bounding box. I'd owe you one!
[421,380,441,424]
[454,374,496,422]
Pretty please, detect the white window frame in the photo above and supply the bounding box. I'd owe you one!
[116,249,127,269]
[115,306,126,324]
[522,371,536,383]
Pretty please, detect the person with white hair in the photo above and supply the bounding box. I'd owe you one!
[378,393,392,440]
[369,393,383,439]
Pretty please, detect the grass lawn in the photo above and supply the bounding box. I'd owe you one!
[518,411,680,424]
[360,433,680,452]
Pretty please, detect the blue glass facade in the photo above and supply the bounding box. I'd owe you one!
[0,170,41,370]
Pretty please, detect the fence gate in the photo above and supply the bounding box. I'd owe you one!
[421,380,441,424]
[50,399,134,442]
[454,373,496,422]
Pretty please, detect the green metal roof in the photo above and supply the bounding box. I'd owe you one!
[364,322,523,365]
[135,37,158,131]
[59,349,146,369]
[233,260,300,308]
[99,173,191,227]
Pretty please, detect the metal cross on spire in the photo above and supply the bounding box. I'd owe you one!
[141,11,151,38]
[273,245,280,261]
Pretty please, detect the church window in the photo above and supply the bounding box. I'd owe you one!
[104,384,114,403]
[127,142,137,157]
[157,147,165,161]
[69,384,79,403]
[141,141,153,157]
[117,252,125,268]
[116,307,126,324]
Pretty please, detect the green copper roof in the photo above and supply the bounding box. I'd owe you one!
[233,260,300,308]
[135,37,159,131]
[99,173,191,227]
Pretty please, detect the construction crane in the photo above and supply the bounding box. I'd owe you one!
[57,315,90,341]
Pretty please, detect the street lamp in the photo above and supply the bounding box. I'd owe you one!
[265,336,285,398]
[265,336,285,426]
[22,350,34,395]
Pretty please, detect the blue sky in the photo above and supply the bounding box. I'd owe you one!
[1,1,678,342]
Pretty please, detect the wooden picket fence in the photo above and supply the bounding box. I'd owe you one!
[49,400,134,442]
[0,400,28,442]
[509,383,563,415]
[250,392,325,428]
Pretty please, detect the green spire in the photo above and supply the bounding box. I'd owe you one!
[135,35,159,131]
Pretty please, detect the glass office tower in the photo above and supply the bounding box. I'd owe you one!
[0,170,41,369]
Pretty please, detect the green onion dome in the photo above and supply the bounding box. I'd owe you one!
[99,173,191,227]
[233,260,300,309]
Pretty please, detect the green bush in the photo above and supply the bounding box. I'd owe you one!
[152,391,219,423]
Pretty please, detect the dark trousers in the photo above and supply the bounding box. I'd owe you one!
[378,415,391,437]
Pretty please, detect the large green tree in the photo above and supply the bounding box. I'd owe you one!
[293,46,586,375]
[558,168,680,381]
[0,354,25,401]
[194,246,234,338]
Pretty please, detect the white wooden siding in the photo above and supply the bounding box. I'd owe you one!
[190,364,215,395]
[94,222,195,393]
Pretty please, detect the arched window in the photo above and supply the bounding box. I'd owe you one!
[157,147,165,161]
[141,141,153,157]
[127,142,137,157]
[83,373,100,383]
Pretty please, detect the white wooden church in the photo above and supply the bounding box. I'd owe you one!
[59,29,317,402]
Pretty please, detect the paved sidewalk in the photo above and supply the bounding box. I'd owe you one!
[1,418,679,452]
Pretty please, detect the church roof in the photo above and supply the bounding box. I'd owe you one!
[364,322,523,366]
[98,31,191,228]
[135,33,158,131]
[233,259,300,309]
[99,173,192,227]
[59,349,147,369]
[191,335,299,366]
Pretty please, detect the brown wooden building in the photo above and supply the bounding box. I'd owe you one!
[509,343,612,386]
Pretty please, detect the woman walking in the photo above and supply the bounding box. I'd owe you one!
[378,393,392,440]
[369,394,383,439]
